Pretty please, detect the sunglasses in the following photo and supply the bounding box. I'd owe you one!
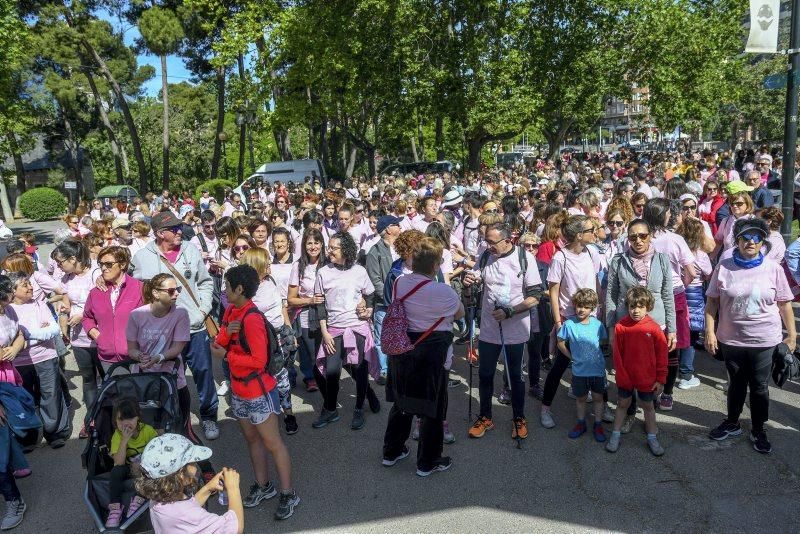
[203,224,216,229]
[580,227,596,234]
[523,243,539,249]
[628,232,650,242]
[484,209,498,214]
[607,220,624,227]
[602,188,613,192]
[156,286,182,296]
[739,233,763,244]
[485,237,508,246]
[98,261,119,270]
[682,204,697,211]
[234,245,250,253]
[163,225,182,233]
[730,201,746,208]
[68,220,79,224]
[706,187,718,192]
[270,215,281,220]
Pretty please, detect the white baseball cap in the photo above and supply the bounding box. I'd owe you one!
[141,434,212,479]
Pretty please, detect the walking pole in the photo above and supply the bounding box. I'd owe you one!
[498,316,522,450]
[467,294,477,423]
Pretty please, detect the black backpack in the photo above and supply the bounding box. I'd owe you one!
[234,308,286,381]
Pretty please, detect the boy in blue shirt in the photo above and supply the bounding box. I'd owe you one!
[557,289,608,443]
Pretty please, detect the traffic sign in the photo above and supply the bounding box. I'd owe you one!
[64,181,77,189]
[762,71,800,90]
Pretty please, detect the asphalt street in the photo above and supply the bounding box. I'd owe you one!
[5,219,800,533]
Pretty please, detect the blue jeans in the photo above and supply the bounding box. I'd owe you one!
[0,427,20,502]
[182,330,219,422]
[373,306,388,373]
[478,341,525,419]
[679,331,700,378]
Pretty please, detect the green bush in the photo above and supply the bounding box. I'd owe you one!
[19,187,67,221]
[195,179,237,204]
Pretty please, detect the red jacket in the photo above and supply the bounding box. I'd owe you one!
[216,301,275,399]
[612,315,668,392]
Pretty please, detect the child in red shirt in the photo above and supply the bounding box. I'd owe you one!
[608,287,668,456]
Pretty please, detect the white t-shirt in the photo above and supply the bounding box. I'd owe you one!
[547,247,600,318]
[253,278,285,329]
[315,263,375,328]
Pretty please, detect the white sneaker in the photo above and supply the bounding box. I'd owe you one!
[601,405,615,423]
[202,420,220,440]
[216,380,230,396]
[540,410,556,429]
[677,376,701,390]
[714,381,729,393]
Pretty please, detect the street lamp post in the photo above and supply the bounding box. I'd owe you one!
[218,131,229,181]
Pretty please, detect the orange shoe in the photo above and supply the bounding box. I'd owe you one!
[511,417,528,439]
[467,347,479,366]
[468,416,494,438]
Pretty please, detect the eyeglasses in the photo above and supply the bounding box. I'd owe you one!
[628,232,650,242]
[484,209,498,214]
[523,243,539,249]
[270,215,281,220]
[54,257,73,267]
[328,245,341,251]
[234,245,250,253]
[580,227,596,234]
[163,225,182,233]
[607,220,624,227]
[682,204,697,211]
[739,233,763,244]
[99,261,119,270]
[730,201,746,208]
[602,188,613,192]
[68,220,79,224]
[156,286,182,296]
[485,238,508,246]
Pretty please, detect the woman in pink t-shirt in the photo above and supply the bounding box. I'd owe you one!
[714,191,755,255]
[705,218,795,454]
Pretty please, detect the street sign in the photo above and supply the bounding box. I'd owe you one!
[764,72,788,89]
[64,181,77,189]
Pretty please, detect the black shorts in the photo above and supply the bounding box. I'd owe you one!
[617,387,655,402]
[572,376,606,397]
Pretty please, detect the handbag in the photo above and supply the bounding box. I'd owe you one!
[158,255,220,337]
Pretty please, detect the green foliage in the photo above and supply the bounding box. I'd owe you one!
[195,178,237,202]
[18,187,67,220]
[138,7,185,57]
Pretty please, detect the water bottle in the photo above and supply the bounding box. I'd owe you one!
[218,490,228,506]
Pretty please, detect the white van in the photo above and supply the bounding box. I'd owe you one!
[234,159,326,204]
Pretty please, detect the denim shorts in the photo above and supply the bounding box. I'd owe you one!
[617,387,655,402]
[231,388,282,425]
[572,376,606,397]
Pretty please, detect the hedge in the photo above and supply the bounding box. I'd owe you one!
[19,187,67,221]
[195,179,237,204]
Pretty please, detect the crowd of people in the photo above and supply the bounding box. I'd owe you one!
[0,143,797,531]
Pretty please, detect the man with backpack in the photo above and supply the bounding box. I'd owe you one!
[463,224,542,441]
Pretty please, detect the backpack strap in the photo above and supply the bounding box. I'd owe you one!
[197,233,208,253]
[412,317,446,347]
[236,307,267,356]
[393,278,432,303]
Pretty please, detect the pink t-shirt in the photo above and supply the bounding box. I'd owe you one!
[393,273,461,333]
[314,263,374,328]
[253,278,284,329]
[706,257,792,347]
[688,249,713,287]
[440,248,454,276]
[289,261,319,328]
[547,247,599,318]
[128,237,152,259]
[189,234,218,266]
[9,300,58,366]
[125,305,190,389]
[474,248,541,344]
[412,217,434,233]
[767,231,786,263]
[270,258,296,300]
[32,270,63,304]
[715,214,754,252]
[62,267,102,348]
[651,230,695,293]
[149,497,239,534]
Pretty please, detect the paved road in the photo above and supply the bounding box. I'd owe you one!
[5,220,800,533]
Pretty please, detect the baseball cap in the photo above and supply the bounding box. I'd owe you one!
[111,217,131,230]
[726,181,754,195]
[150,210,183,231]
[376,215,402,235]
[733,217,769,240]
[141,433,213,479]
[179,204,194,218]
[441,190,463,207]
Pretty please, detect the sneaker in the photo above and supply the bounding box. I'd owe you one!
[593,422,606,442]
[305,379,319,392]
[540,410,556,429]
[750,430,772,454]
[284,415,298,435]
[497,387,511,405]
[216,380,230,396]
[376,372,387,386]
[709,420,743,441]
[528,384,544,400]
[49,439,65,449]
[78,424,88,440]
[416,457,452,477]
[243,482,277,508]
[442,421,455,444]
[126,495,146,518]
[621,414,636,434]
[105,503,122,529]
[0,499,24,531]
[202,420,220,440]
[447,378,460,388]
[468,416,494,438]
[351,408,365,430]
[568,421,587,439]
[541,357,553,371]
[12,469,30,479]
[511,417,528,439]
[714,381,729,392]
[602,405,615,423]
[647,436,665,456]
[658,394,673,411]
[382,446,410,467]
[366,388,381,413]
[412,418,420,441]
[312,409,340,429]
[274,490,300,520]
[605,432,621,453]
[677,375,700,389]
[455,333,471,345]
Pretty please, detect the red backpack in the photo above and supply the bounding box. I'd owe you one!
[381,279,444,356]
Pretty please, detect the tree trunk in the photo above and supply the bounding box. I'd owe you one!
[6,132,26,197]
[320,118,329,172]
[410,135,419,162]
[210,65,225,180]
[0,177,14,223]
[417,120,425,160]
[62,112,83,197]
[345,147,357,178]
[84,70,124,185]
[435,115,445,160]
[119,142,130,181]
[365,145,376,178]
[237,54,246,182]
[467,137,484,171]
[161,54,170,191]
[254,36,293,161]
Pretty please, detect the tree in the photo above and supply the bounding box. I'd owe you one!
[138,6,185,190]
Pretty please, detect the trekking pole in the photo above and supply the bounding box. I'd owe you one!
[497,314,522,450]
[467,299,476,423]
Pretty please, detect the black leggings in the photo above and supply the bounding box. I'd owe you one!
[109,464,130,504]
[313,333,370,412]
[542,353,608,407]
[527,331,547,386]
[72,346,102,411]
[721,343,773,433]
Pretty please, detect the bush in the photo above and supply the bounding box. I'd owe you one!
[19,187,67,221]
[195,179,237,204]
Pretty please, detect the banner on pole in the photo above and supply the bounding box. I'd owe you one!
[745,0,780,53]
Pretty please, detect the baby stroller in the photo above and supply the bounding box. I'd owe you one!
[81,362,210,533]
